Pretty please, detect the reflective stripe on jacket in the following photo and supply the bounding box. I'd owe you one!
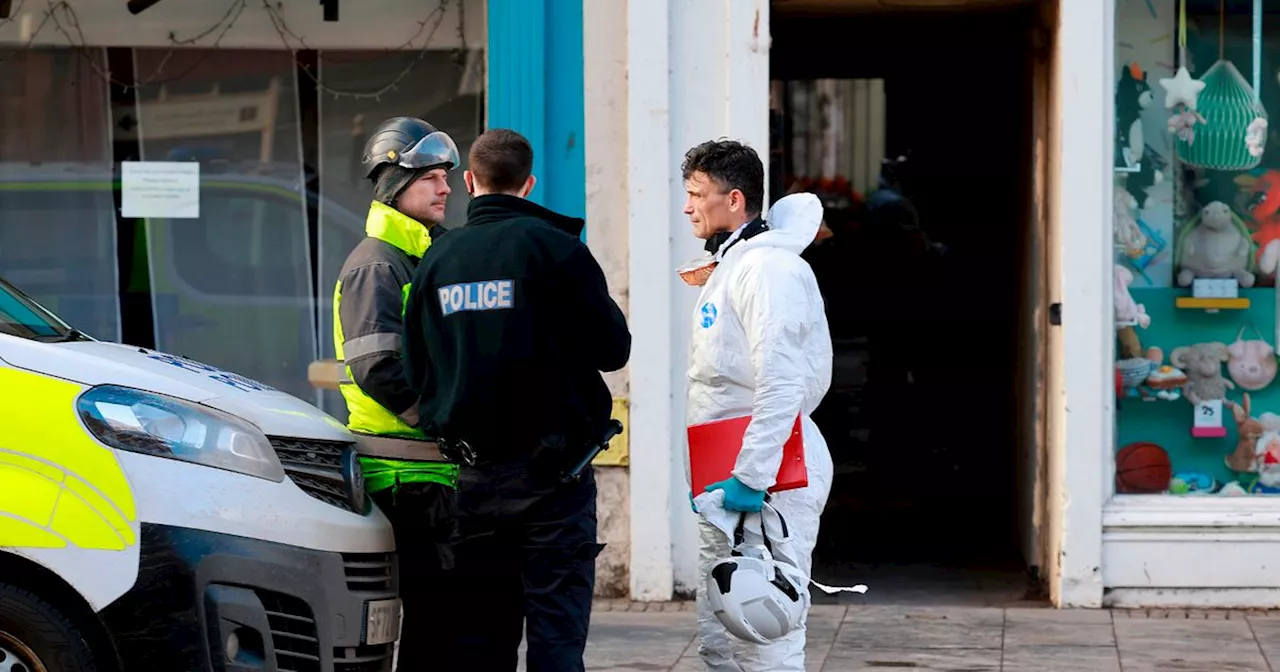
[333,201,433,438]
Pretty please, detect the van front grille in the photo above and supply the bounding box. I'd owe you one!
[269,437,360,513]
[257,591,321,672]
[342,552,393,593]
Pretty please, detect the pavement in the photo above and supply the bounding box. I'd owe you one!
[563,603,1280,671]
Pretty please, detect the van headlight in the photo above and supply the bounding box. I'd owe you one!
[77,385,285,482]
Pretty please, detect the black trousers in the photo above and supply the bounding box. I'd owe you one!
[434,459,605,672]
[367,481,458,671]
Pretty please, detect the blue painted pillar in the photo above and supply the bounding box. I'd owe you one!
[486,0,586,228]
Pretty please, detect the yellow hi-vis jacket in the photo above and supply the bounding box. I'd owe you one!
[333,201,433,438]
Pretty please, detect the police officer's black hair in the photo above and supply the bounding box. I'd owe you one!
[680,139,765,217]
[468,128,533,194]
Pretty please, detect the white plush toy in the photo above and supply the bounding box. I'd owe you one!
[1114,264,1150,329]
[1176,201,1256,288]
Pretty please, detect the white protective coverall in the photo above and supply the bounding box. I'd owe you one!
[686,192,834,671]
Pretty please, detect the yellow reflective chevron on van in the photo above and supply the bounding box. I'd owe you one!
[0,367,136,551]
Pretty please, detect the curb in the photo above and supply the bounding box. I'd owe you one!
[591,602,1280,619]
[1111,608,1280,619]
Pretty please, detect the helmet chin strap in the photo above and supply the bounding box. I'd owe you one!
[722,502,868,596]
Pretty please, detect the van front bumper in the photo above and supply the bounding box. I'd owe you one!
[98,523,399,672]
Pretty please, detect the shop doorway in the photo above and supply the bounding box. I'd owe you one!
[770,0,1048,605]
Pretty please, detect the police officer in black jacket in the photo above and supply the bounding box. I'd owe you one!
[401,128,630,672]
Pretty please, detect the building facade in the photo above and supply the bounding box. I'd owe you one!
[603,0,1280,609]
[9,0,1279,609]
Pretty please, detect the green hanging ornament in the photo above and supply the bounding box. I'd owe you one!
[1177,60,1268,171]
[1175,0,1268,172]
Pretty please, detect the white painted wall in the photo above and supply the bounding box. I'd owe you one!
[1052,0,1112,608]
[584,0,632,598]
[625,0,772,599]
[625,0,677,602]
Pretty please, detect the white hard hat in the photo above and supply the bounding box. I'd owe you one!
[705,510,810,644]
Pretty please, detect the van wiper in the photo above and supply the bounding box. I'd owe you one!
[50,329,86,343]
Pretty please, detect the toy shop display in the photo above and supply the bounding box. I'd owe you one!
[1114,0,1280,496]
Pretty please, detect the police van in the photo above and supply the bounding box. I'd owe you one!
[0,277,400,671]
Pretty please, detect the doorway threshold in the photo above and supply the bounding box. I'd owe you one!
[811,561,1045,607]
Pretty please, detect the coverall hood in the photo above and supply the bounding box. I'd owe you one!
[737,193,824,256]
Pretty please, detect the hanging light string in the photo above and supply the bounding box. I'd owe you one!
[0,0,469,98]
[1220,0,1226,62]
[263,0,468,101]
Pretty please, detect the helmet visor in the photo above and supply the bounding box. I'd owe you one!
[393,131,460,172]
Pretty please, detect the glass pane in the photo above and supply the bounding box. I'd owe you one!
[316,49,485,420]
[1113,0,1280,496]
[0,49,119,341]
[133,49,316,402]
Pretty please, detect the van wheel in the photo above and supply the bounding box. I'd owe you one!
[0,584,97,672]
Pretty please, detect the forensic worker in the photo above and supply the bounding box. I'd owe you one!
[680,139,834,671]
[402,128,630,672]
[331,116,461,669]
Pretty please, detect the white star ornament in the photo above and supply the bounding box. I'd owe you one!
[1161,66,1207,111]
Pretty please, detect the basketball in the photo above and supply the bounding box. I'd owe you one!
[1116,442,1172,493]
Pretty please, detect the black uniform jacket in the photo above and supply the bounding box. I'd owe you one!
[402,194,631,455]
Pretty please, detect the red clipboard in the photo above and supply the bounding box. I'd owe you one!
[687,414,808,495]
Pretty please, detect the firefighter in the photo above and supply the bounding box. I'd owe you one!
[332,116,461,669]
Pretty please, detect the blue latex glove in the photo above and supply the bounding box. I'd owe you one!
[704,477,766,512]
[689,491,697,513]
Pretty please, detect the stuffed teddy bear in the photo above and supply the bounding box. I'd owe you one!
[1114,264,1150,328]
[1170,341,1235,404]
[1176,201,1256,288]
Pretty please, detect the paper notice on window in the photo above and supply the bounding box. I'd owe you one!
[121,161,200,218]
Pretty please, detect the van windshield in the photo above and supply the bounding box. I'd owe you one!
[0,278,78,342]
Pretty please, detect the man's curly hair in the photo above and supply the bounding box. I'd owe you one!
[680,139,764,217]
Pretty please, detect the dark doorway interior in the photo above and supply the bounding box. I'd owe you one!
[771,3,1043,605]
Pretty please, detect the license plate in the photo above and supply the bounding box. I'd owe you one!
[364,598,402,645]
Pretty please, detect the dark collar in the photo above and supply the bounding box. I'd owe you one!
[704,216,768,255]
[465,194,585,238]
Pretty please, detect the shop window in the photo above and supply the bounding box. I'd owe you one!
[0,49,119,341]
[133,49,316,401]
[315,49,485,419]
[1113,0,1280,497]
